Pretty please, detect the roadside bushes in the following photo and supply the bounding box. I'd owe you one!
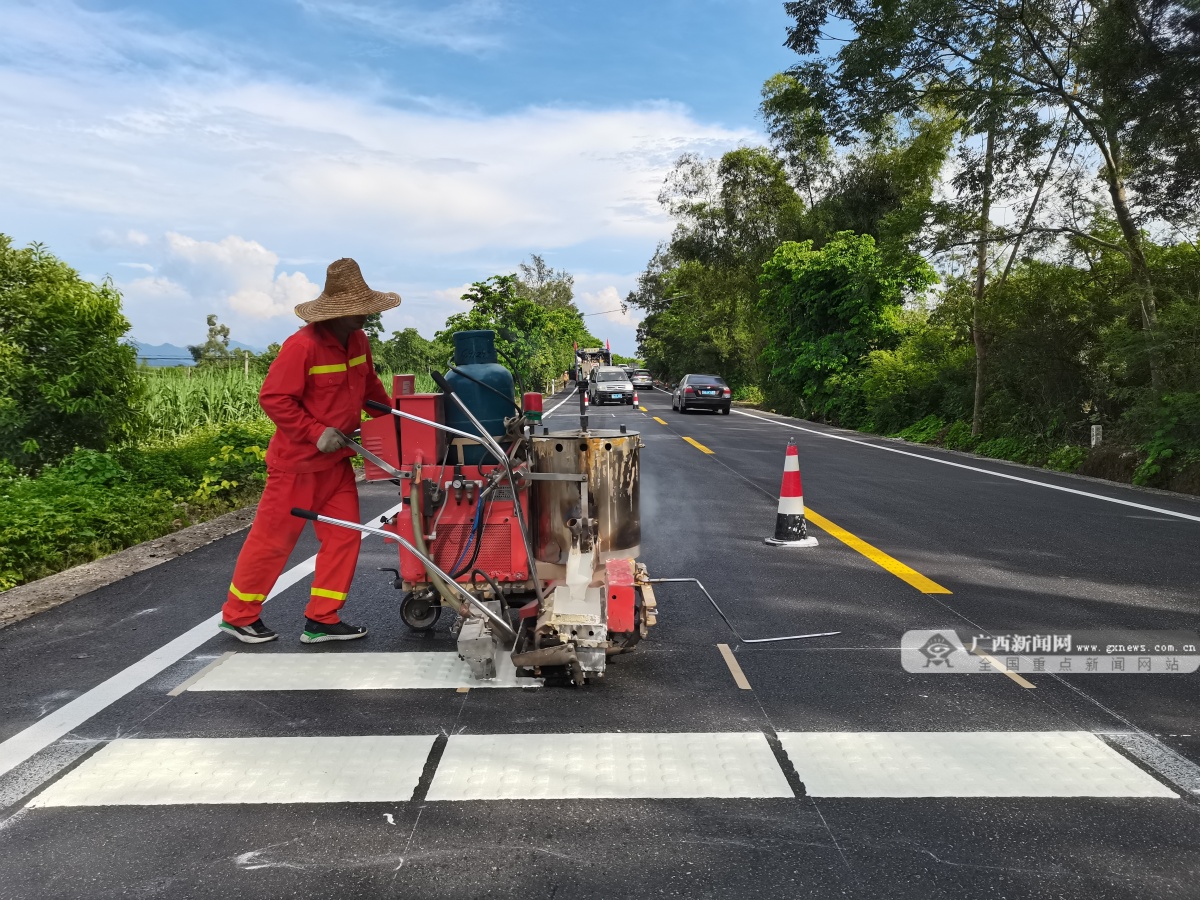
[0,237,144,471]
[0,421,272,590]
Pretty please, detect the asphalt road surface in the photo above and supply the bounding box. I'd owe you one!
[2,385,1199,898]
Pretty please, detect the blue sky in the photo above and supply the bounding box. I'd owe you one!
[1,0,798,354]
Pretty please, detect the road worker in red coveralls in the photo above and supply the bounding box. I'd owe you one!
[219,258,399,645]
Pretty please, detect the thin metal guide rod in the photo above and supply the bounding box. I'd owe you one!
[646,578,841,644]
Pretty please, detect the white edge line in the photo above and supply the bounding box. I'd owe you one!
[0,502,404,779]
[732,409,1200,524]
[543,384,578,417]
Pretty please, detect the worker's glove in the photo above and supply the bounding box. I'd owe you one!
[316,427,347,453]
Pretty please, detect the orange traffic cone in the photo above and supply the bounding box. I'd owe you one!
[633,391,639,406]
[765,438,818,547]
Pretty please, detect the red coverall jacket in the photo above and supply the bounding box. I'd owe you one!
[222,323,392,626]
[260,324,392,471]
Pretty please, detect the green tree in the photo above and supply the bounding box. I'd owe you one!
[783,0,1189,390]
[758,232,936,420]
[516,254,576,311]
[377,327,442,375]
[0,236,144,470]
[439,275,597,393]
[187,314,233,366]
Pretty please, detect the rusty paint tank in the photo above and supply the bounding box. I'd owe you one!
[530,428,641,565]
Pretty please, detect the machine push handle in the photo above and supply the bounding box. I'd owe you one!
[291,507,319,521]
[365,399,393,414]
[430,370,454,396]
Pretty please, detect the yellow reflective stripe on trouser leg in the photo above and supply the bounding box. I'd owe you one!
[348,354,367,367]
[310,587,348,601]
[308,363,348,375]
[229,583,266,603]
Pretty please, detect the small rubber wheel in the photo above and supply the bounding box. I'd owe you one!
[400,592,442,631]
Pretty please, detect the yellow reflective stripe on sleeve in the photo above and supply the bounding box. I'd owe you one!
[229,583,266,604]
[308,363,348,375]
[348,354,367,367]
[310,587,348,601]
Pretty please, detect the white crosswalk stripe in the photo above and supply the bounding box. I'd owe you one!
[29,736,435,807]
[427,732,792,801]
[185,651,541,691]
[778,731,1177,798]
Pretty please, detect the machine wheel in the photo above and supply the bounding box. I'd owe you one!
[400,591,442,632]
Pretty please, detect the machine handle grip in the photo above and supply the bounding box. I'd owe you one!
[365,399,393,414]
[290,508,319,521]
[430,371,454,395]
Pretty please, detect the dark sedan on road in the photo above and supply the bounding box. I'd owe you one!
[672,374,731,414]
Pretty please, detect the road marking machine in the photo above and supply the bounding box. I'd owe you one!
[292,329,656,686]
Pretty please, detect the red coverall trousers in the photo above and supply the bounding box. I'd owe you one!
[222,459,360,626]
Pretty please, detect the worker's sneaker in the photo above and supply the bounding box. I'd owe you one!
[300,618,368,644]
[218,619,277,644]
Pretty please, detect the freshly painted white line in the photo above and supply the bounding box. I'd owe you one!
[1103,733,1200,795]
[733,410,1200,524]
[167,651,235,696]
[778,731,1177,798]
[0,503,403,780]
[29,735,435,806]
[543,385,578,417]
[187,652,540,691]
[427,732,793,800]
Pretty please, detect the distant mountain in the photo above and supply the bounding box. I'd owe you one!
[132,340,265,367]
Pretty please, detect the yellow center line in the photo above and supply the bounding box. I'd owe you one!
[653,416,668,425]
[717,644,752,690]
[639,406,648,411]
[970,648,1036,688]
[682,436,714,454]
[804,508,952,594]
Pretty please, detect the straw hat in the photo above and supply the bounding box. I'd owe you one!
[294,258,401,323]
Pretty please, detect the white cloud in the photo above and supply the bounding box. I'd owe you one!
[296,0,507,54]
[428,283,477,305]
[1,2,755,356]
[112,233,320,345]
[161,232,319,320]
[91,228,150,250]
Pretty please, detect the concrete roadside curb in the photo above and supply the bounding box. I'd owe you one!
[0,504,258,631]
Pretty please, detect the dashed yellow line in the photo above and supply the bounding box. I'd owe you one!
[639,406,648,412]
[804,508,951,595]
[682,436,714,455]
[971,648,1036,689]
[717,644,752,690]
[653,416,668,425]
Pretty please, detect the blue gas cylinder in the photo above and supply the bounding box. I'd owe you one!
[444,330,516,465]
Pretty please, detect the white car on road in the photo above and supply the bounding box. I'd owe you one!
[587,366,636,406]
